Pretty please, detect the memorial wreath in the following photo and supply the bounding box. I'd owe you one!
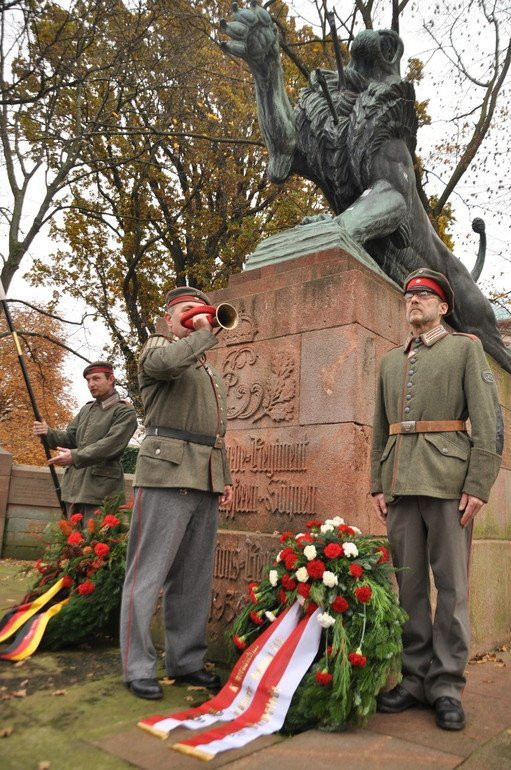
[0,498,130,658]
[230,517,407,733]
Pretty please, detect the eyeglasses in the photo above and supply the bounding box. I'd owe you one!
[404,290,438,301]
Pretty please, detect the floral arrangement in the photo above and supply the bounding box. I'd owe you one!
[26,497,131,649]
[230,516,407,732]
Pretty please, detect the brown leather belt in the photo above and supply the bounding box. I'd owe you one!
[389,420,466,435]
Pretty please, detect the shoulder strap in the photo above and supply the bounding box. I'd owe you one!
[452,332,479,341]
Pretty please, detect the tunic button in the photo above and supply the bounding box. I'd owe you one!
[407,382,413,387]
[410,358,417,364]
[442,448,449,454]
[415,337,421,343]
[155,448,161,455]
[408,369,414,375]
[404,407,411,413]
[406,394,412,400]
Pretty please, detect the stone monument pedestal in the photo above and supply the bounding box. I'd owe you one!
[205,246,510,659]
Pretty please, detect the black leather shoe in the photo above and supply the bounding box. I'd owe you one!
[173,669,221,691]
[127,678,163,700]
[434,696,465,730]
[377,683,420,713]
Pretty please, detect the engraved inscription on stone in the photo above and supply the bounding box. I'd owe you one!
[223,348,297,422]
[220,434,318,519]
[227,436,308,478]
[210,537,277,641]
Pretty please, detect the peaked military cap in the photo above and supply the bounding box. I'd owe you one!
[83,360,114,378]
[404,268,455,315]
[164,286,211,310]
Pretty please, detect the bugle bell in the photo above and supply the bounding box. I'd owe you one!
[180,302,239,330]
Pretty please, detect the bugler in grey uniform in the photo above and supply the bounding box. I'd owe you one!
[372,268,502,731]
[120,287,233,700]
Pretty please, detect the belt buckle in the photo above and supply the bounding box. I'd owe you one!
[214,435,224,449]
[401,421,416,433]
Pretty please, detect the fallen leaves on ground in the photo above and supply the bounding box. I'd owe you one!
[469,652,506,666]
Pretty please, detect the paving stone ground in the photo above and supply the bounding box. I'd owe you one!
[1,559,510,770]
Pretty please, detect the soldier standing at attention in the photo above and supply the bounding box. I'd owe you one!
[120,287,233,700]
[371,268,503,731]
[33,361,137,523]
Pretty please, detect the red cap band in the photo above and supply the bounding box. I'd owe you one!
[165,295,207,309]
[84,367,112,376]
[405,277,447,303]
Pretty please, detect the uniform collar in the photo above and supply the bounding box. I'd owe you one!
[97,389,121,410]
[403,324,449,352]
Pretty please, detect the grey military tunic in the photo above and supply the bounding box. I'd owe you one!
[46,390,137,505]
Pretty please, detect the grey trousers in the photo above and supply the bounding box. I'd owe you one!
[120,486,218,682]
[387,496,473,704]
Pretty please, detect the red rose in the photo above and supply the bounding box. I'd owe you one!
[250,611,264,626]
[248,581,259,602]
[279,531,294,542]
[62,575,74,588]
[348,652,367,667]
[349,564,364,579]
[331,596,349,613]
[306,519,322,529]
[326,645,334,657]
[296,533,314,547]
[77,580,95,595]
[284,552,298,570]
[67,532,84,546]
[70,513,83,525]
[278,589,288,605]
[306,559,325,579]
[315,671,333,685]
[324,543,343,559]
[376,546,390,564]
[297,583,310,598]
[304,600,318,616]
[101,514,120,528]
[87,518,96,533]
[35,559,46,574]
[94,542,110,557]
[354,585,372,603]
[233,634,247,650]
[281,573,297,591]
[339,524,356,536]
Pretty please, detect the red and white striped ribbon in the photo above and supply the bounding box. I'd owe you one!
[138,601,302,738]
[172,606,322,760]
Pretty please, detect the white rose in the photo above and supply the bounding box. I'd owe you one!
[276,550,282,562]
[331,516,345,526]
[322,570,338,588]
[295,533,305,540]
[269,569,279,586]
[317,612,336,629]
[295,566,309,583]
[343,542,359,558]
[265,611,276,622]
[320,523,335,534]
[350,526,362,535]
[303,544,317,561]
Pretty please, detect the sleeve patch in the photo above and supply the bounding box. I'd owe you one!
[482,370,495,383]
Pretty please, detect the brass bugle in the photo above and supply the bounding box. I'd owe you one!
[180,303,239,330]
